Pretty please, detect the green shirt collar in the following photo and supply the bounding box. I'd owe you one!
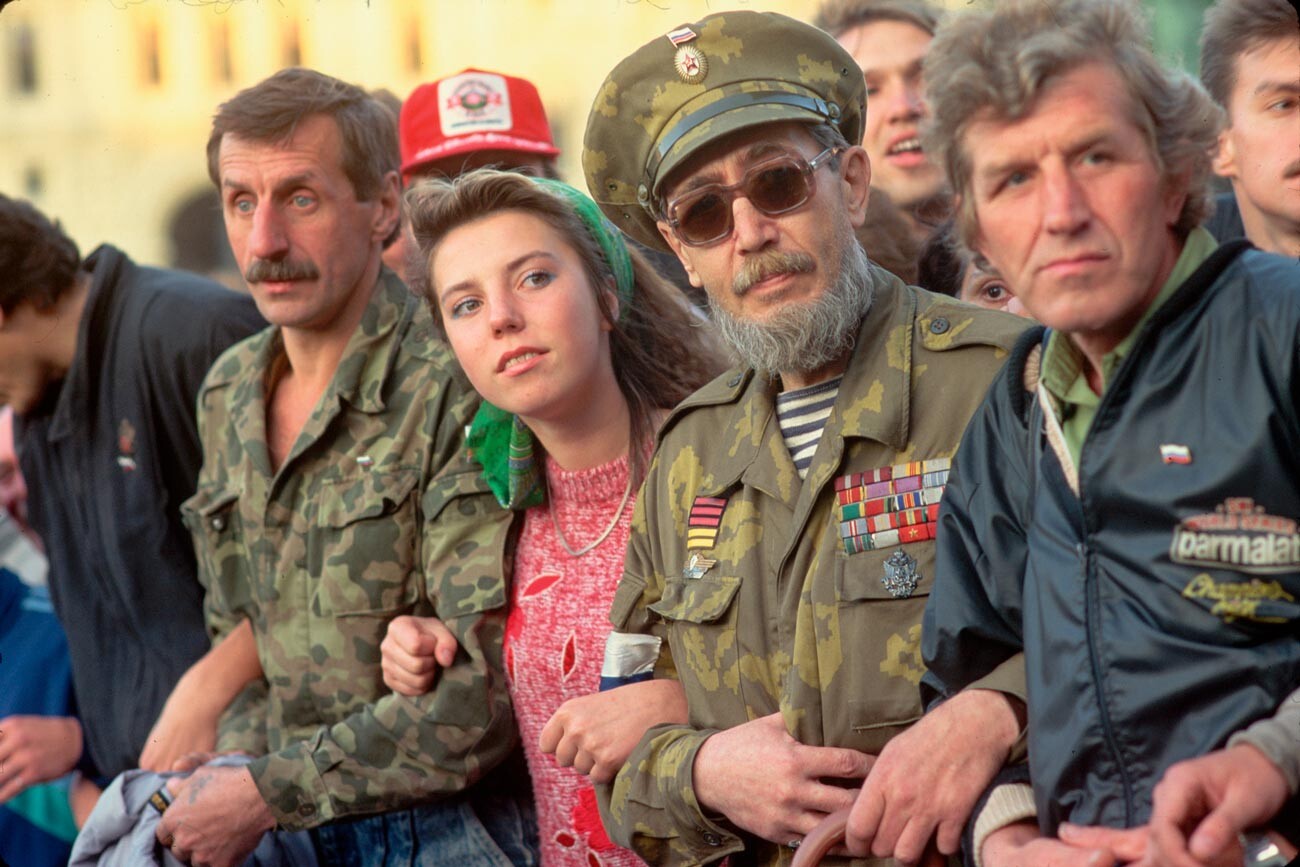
[1042,226,1218,405]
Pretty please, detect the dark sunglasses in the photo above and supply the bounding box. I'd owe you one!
[664,146,842,247]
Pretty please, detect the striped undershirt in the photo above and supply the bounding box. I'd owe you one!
[775,376,842,479]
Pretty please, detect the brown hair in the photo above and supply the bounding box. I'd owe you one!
[857,188,920,284]
[924,0,1223,244]
[404,170,726,485]
[207,68,398,202]
[1200,0,1299,110]
[0,195,80,315]
[812,0,940,38]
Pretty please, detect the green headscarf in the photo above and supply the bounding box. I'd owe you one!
[466,178,635,510]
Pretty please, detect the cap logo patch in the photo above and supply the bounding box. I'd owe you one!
[438,71,512,136]
[673,45,708,84]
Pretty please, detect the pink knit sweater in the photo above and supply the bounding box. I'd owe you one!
[504,452,647,867]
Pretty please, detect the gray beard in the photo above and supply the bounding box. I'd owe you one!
[710,238,874,379]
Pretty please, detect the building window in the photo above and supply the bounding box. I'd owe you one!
[141,21,162,86]
[23,166,43,199]
[405,15,422,74]
[283,21,302,68]
[211,20,233,84]
[14,24,37,94]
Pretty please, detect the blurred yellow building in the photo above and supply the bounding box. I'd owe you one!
[0,0,823,273]
[0,0,1202,275]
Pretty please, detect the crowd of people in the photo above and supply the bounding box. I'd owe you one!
[0,0,1297,865]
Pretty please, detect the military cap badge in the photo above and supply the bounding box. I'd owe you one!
[666,26,707,84]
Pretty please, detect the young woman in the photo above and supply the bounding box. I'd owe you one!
[389,170,725,866]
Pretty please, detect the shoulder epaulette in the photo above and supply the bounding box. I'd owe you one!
[657,366,752,438]
[914,289,1030,354]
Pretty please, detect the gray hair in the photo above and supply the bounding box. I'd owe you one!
[924,0,1224,245]
[711,220,873,377]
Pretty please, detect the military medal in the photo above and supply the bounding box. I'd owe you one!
[666,26,707,84]
[687,495,727,549]
[683,552,717,580]
[835,459,949,555]
[882,550,920,598]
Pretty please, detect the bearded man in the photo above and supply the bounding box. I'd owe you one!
[581,11,1028,865]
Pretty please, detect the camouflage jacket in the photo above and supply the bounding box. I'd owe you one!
[600,270,1030,866]
[183,271,517,830]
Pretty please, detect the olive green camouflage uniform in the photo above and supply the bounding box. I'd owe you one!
[601,271,1028,865]
[583,12,1030,863]
[183,271,518,830]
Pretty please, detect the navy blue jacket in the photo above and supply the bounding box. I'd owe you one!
[15,245,264,778]
[924,242,1300,834]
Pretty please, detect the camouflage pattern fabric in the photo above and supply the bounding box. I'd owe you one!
[598,269,1030,865]
[583,10,866,252]
[183,270,518,831]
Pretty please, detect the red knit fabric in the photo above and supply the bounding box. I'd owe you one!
[505,452,647,867]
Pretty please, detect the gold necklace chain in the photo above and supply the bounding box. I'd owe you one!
[550,474,634,558]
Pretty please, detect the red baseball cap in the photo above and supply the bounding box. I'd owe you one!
[400,69,560,178]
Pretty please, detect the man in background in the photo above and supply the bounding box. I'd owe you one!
[1200,0,1300,257]
[814,0,950,243]
[0,195,264,797]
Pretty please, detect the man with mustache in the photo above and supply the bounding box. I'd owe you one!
[581,11,1028,864]
[889,0,1300,863]
[0,195,264,809]
[1200,0,1300,258]
[153,68,536,867]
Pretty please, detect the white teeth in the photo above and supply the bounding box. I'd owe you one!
[889,137,922,155]
[504,351,538,370]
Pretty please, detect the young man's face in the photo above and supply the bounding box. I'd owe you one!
[836,18,946,211]
[1213,36,1300,253]
[0,304,59,417]
[964,62,1186,352]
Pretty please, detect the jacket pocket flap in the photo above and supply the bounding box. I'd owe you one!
[182,485,240,532]
[319,468,420,528]
[649,575,741,624]
[422,468,494,523]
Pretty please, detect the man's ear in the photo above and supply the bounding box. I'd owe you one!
[1160,163,1192,229]
[1211,128,1237,180]
[840,146,872,227]
[656,221,703,288]
[372,170,402,243]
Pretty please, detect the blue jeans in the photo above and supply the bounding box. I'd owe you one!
[310,784,538,867]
